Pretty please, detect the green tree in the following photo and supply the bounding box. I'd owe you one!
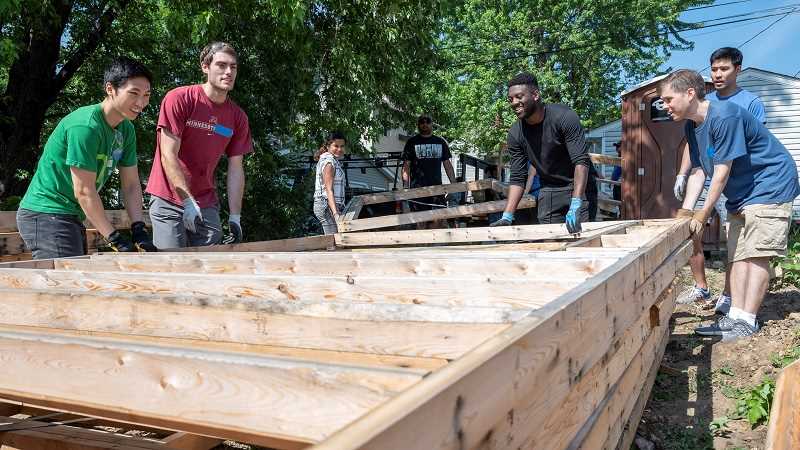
[430,0,709,158]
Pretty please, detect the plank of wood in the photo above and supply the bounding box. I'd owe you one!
[161,432,222,450]
[162,234,334,253]
[0,253,30,263]
[572,285,677,449]
[590,154,622,167]
[766,359,800,450]
[354,180,494,205]
[310,220,690,450]
[0,329,423,448]
[0,290,511,359]
[0,269,576,310]
[519,286,673,449]
[345,242,569,252]
[62,252,618,281]
[339,197,536,232]
[0,417,168,449]
[0,212,17,233]
[0,233,25,256]
[598,198,623,210]
[0,258,58,269]
[341,197,364,222]
[335,220,637,247]
[596,177,622,186]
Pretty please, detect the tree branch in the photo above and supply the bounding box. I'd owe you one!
[51,0,132,95]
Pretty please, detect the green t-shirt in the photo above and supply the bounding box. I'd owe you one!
[20,104,137,219]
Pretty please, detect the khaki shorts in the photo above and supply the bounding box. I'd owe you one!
[727,202,793,262]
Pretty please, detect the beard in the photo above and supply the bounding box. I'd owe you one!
[518,101,539,120]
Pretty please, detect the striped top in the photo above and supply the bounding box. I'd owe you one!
[314,152,345,205]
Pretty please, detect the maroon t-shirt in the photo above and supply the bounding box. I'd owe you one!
[146,84,252,208]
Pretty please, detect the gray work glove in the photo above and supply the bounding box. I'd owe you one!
[223,214,243,244]
[182,197,204,233]
[674,175,687,201]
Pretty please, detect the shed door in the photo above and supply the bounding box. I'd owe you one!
[637,88,684,219]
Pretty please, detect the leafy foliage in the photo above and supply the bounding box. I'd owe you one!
[430,0,709,158]
[730,377,775,428]
[773,224,800,288]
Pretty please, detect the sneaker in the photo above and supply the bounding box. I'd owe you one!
[721,319,760,342]
[714,294,732,316]
[694,315,736,336]
[677,285,711,304]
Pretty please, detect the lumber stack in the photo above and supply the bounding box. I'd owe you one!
[0,219,690,449]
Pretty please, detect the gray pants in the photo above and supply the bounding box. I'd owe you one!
[148,196,222,249]
[537,185,597,224]
[314,198,343,235]
[16,208,87,259]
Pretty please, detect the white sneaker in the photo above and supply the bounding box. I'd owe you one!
[714,294,731,315]
[677,286,711,304]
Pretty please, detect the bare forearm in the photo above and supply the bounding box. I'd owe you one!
[678,144,691,176]
[443,161,456,184]
[227,170,244,215]
[122,182,144,223]
[503,185,525,214]
[703,168,730,217]
[571,164,589,198]
[77,191,115,237]
[682,168,705,209]
[161,153,191,200]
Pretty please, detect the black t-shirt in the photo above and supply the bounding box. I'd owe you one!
[402,134,451,187]
[507,103,596,189]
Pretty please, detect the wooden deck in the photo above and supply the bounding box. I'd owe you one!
[0,219,690,449]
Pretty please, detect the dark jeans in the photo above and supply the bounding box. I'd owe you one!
[16,208,87,260]
[408,195,445,212]
[537,185,597,224]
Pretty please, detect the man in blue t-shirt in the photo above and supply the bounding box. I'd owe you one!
[661,69,799,341]
[675,48,767,312]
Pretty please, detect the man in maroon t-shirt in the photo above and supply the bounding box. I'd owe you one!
[146,42,252,249]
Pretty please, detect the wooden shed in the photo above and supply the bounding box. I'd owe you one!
[0,219,690,449]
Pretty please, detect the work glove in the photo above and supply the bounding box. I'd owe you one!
[182,197,204,233]
[222,214,243,244]
[131,221,157,252]
[565,197,583,234]
[674,175,687,201]
[490,212,514,227]
[676,208,694,219]
[105,230,135,252]
[689,209,708,235]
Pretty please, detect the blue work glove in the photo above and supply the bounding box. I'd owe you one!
[490,212,514,227]
[565,197,583,234]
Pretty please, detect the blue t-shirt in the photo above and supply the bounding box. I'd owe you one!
[707,88,766,124]
[687,101,799,212]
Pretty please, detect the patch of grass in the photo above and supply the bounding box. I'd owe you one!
[720,382,744,399]
[717,365,734,377]
[662,428,713,450]
[770,345,800,369]
[708,416,729,436]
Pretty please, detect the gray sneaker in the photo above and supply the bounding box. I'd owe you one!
[714,294,732,316]
[694,315,736,336]
[721,319,760,342]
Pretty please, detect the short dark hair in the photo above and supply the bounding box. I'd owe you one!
[659,69,706,100]
[508,72,539,90]
[200,42,238,66]
[103,57,153,90]
[417,114,432,124]
[710,47,743,67]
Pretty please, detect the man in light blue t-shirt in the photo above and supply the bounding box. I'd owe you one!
[675,47,766,312]
[661,69,800,341]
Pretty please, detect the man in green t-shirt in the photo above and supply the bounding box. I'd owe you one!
[17,57,157,259]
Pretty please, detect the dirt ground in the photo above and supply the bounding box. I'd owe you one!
[635,262,800,450]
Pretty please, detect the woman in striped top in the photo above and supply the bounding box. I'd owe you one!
[313,132,347,234]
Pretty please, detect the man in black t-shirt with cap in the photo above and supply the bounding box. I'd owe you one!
[490,72,597,233]
[401,115,457,219]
